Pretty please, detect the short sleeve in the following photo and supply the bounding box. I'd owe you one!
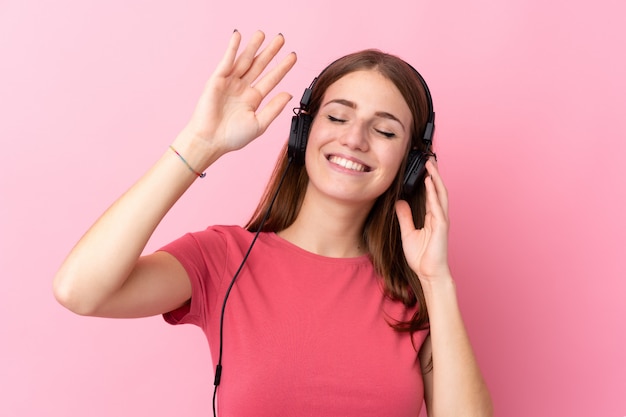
[158,227,228,328]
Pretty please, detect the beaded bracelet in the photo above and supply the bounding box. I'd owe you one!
[169,145,206,178]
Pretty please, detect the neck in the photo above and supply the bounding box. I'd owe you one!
[277,186,374,258]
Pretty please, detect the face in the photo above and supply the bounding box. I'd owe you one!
[304,69,413,207]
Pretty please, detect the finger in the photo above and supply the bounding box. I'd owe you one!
[424,174,447,224]
[214,30,242,77]
[241,33,287,84]
[425,159,449,217]
[231,30,266,78]
[395,200,417,237]
[254,91,294,135]
[253,51,297,98]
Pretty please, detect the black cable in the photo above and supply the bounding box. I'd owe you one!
[212,158,293,417]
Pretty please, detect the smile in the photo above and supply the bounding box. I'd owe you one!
[327,155,370,172]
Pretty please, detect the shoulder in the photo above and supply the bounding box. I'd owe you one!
[182,225,275,262]
[175,224,252,247]
[159,225,254,269]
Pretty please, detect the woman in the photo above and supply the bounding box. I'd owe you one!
[54,30,492,416]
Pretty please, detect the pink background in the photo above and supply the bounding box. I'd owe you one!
[1,1,624,416]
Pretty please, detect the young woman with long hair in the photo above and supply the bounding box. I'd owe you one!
[54,30,492,416]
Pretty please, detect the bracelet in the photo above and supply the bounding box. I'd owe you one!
[169,145,206,178]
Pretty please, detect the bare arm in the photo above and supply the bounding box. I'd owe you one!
[53,31,297,318]
[396,160,493,416]
[418,280,492,416]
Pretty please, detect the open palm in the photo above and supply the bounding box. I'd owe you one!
[181,31,297,155]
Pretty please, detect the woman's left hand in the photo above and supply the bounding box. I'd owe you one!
[395,159,451,283]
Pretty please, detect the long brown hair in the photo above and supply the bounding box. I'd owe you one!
[246,49,433,335]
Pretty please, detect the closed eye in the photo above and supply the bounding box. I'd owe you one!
[376,129,396,138]
[327,113,396,138]
[327,115,346,123]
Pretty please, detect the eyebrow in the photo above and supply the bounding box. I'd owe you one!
[323,98,406,131]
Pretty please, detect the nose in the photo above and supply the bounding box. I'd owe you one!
[339,121,369,152]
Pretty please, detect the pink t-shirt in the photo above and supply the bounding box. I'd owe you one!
[161,225,428,416]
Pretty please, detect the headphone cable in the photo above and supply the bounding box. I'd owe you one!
[212,158,293,417]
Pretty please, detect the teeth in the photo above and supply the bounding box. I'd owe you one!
[328,155,367,172]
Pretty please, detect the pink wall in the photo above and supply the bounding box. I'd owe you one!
[1,1,624,416]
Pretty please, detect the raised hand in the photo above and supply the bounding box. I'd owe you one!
[178,30,297,162]
[395,159,452,283]
[53,31,296,319]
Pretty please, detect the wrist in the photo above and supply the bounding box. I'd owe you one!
[171,130,225,171]
[419,272,456,295]
[169,145,206,178]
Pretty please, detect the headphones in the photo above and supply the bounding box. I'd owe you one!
[288,60,436,197]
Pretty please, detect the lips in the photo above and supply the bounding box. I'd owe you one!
[327,155,371,172]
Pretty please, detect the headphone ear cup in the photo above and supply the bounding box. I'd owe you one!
[288,113,312,165]
[402,150,428,197]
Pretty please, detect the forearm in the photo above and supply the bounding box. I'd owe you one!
[54,30,296,315]
[53,136,222,315]
[422,276,493,417]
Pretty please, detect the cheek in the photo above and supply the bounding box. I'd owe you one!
[303,123,321,174]
[379,145,409,190]
[382,143,409,173]
[303,118,319,151]
[303,120,327,162]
